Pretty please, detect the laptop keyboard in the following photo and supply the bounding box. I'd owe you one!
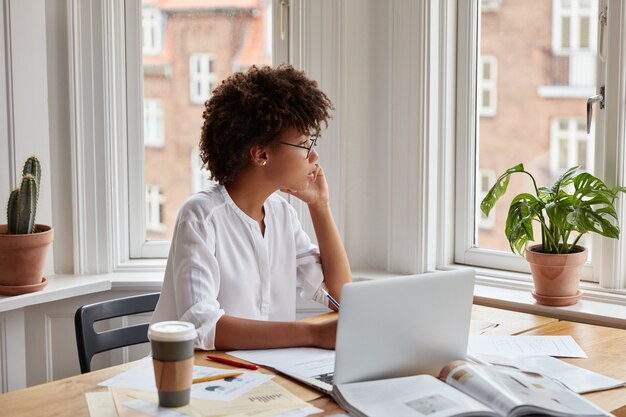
[313,372,334,385]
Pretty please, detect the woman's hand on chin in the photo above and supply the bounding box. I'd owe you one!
[281,164,329,207]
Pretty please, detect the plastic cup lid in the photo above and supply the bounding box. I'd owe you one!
[148,321,197,342]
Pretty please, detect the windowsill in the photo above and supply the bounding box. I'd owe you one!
[3,266,625,329]
[353,268,626,329]
[0,274,111,313]
[0,271,164,313]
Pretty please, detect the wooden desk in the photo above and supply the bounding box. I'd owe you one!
[0,306,624,417]
[520,320,626,416]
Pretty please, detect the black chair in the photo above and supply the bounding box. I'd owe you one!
[74,292,160,373]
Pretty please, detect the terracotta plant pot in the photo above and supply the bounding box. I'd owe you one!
[0,224,53,295]
[525,244,587,306]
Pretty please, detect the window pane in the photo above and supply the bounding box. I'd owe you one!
[475,1,597,253]
[580,16,590,49]
[141,1,273,241]
[561,17,570,49]
[578,140,587,168]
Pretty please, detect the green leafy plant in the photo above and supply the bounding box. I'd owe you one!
[6,156,41,234]
[480,163,626,255]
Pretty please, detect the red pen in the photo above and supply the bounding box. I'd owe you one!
[206,355,258,370]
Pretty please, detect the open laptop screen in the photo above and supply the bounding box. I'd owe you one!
[333,269,475,385]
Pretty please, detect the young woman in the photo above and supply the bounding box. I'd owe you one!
[151,65,352,351]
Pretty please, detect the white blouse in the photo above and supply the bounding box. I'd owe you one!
[151,184,327,350]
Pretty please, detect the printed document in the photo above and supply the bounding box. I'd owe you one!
[469,335,587,358]
[227,347,335,377]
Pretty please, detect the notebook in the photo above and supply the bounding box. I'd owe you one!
[276,269,475,393]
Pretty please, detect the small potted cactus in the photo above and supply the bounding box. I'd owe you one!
[0,156,54,295]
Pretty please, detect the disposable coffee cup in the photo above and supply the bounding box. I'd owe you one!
[148,321,197,407]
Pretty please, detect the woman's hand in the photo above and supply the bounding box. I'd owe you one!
[281,164,329,207]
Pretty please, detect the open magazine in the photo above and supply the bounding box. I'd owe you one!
[332,361,611,417]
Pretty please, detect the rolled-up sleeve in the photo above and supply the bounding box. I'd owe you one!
[171,218,225,350]
[288,206,326,304]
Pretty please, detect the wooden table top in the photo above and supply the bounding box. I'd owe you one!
[0,305,624,417]
[520,320,626,416]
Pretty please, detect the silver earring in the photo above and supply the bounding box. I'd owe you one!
[262,160,267,166]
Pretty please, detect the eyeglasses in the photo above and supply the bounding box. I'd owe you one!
[279,136,318,158]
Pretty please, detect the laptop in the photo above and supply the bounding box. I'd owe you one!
[276,269,475,393]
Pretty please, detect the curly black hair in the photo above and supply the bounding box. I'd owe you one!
[199,65,334,184]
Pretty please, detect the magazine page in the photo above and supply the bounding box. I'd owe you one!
[333,374,497,417]
[441,361,519,415]
[443,363,610,417]
[472,352,625,394]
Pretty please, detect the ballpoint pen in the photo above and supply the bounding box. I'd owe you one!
[321,288,340,310]
[206,355,259,370]
[192,371,243,384]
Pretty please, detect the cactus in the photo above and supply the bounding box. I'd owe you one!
[5,156,41,234]
[22,156,41,192]
[6,189,18,234]
[16,174,38,234]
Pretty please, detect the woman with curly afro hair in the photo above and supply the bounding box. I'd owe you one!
[152,65,351,350]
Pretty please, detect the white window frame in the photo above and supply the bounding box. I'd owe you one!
[189,53,217,105]
[454,0,626,290]
[478,55,497,117]
[552,0,598,55]
[65,0,293,271]
[142,6,163,56]
[264,2,272,57]
[549,117,593,175]
[143,99,164,148]
[126,0,289,260]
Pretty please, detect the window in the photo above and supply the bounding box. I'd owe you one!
[123,0,286,259]
[143,99,164,148]
[477,170,496,230]
[552,0,597,54]
[551,0,598,87]
[456,0,626,289]
[550,117,593,175]
[481,0,502,12]
[189,53,216,105]
[478,56,497,117]
[191,150,213,194]
[145,185,165,234]
[142,7,163,55]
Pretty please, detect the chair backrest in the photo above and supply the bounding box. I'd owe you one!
[74,292,160,373]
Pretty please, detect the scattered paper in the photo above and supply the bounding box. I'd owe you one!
[99,363,272,401]
[472,353,625,394]
[189,370,273,402]
[85,392,118,417]
[123,399,190,417]
[225,405,324,417]
[228,348,335,377]
[129,380,311,417]
[110,387,203,417]
[272,406,324,417]
[469,335,588,358]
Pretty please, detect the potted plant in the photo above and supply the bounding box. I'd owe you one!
[0,156,54,295]
[480,163,626,306]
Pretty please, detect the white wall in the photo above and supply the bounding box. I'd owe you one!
[0,0,54,274]
[46,0,74,274]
